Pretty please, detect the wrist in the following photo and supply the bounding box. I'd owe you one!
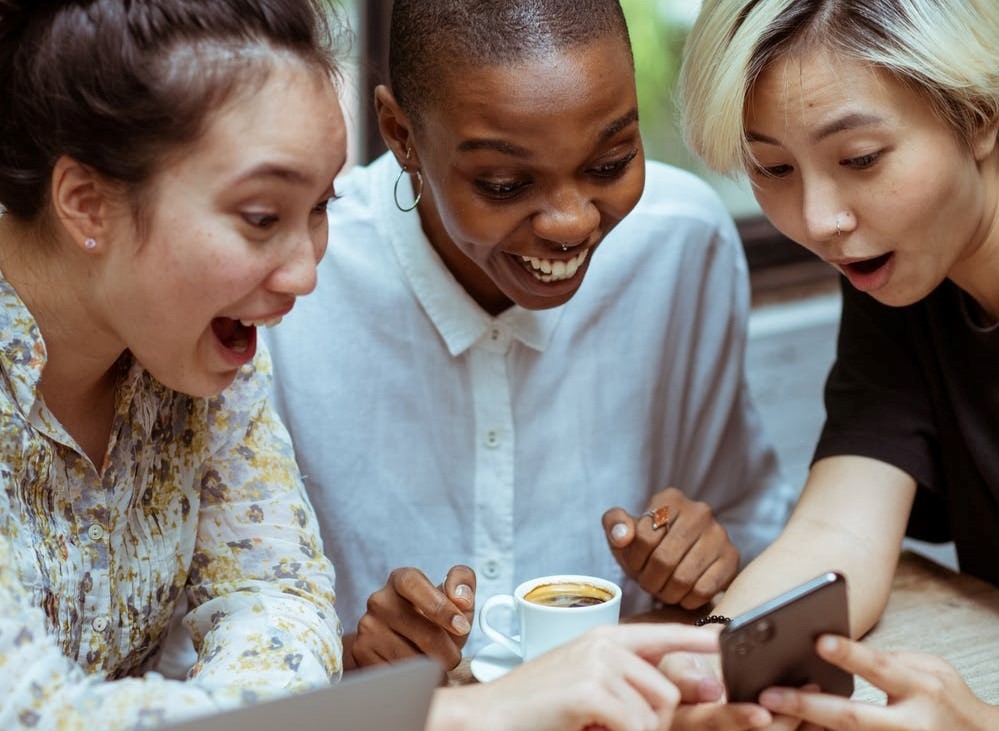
[694,614,732,628]
[341,632,359,671]
[426,685,484,731]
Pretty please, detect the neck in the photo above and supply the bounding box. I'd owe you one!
[0,215,126,408]
[949,146,999,321]
[415,185,513,317]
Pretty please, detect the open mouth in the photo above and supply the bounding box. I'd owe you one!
[211,317,255,354]
[843,252,892,275]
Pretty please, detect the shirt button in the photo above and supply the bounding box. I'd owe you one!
[484,430,501,448]
[87,524,106,542]
[92,615,110,632]
[482,560,501,580]
[490,328,501,341]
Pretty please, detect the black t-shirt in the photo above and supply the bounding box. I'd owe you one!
[814,278,999,586]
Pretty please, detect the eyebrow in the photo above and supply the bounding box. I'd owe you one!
[231,163,314,187]
[456,138,531,157]
[601,109,640,140]
[746,112,887,146]
[455,108,640,158]
[812,113,885,142]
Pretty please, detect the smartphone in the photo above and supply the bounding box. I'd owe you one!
[720,571,853,703]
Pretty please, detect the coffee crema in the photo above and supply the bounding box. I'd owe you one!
[523,581,614,608]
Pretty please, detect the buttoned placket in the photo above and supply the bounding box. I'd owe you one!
[468,326,516,624]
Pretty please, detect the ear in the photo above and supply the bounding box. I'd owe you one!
[374,85,420,170]
[49,155,116,252]
[971,117,999,162]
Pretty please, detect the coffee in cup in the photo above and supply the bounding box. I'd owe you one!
[523,581,614,608]
[479,574,621,661]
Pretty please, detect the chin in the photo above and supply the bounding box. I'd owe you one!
[151,367,238,400]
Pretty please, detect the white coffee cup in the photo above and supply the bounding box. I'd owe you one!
[478,574,621,661]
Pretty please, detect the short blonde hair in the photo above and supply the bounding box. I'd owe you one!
[680,0,999,174]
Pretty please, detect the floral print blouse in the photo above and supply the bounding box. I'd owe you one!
[0,275,342,730]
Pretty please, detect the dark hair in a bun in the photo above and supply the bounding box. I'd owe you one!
[0,0,343,221]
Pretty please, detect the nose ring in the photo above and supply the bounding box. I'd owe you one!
[836,221,842,236]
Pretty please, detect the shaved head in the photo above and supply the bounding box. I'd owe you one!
[389,0,632,122]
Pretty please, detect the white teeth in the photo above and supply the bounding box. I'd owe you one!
[519,249,589,283]
[238,317,283,328]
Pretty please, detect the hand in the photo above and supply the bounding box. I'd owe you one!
[433,623,722,731]
[658,647,774,731]
[758,635,999,731]
[351,565,475,670]
[603,487,739,608]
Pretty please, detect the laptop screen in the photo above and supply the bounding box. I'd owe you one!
[159,657,442,731]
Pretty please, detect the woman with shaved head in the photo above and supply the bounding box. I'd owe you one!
[266,0,789,693]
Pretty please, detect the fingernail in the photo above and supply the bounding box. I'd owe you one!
[759,689,784,708]
[749,708,771,726]
[610,523,629,544]
[454,584,473,603]
[819,635,839,653]
[697,677,723,701]
[451,614,471,635]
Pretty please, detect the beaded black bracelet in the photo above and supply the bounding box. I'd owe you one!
[694,614,732,627]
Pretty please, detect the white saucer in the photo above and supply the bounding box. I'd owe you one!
[470,641,522,682]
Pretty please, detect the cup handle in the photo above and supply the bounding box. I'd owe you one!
[478,594,523,659]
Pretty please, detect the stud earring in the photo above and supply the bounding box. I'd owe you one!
[84,238,97,250]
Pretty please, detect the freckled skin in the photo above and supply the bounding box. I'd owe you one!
[745,47,999,312]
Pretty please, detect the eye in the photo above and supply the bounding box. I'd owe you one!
[841,152,879,169]
[474,178,530,201]
[588,149,639,179]
[752,163,793,178]
[242,211,279,228]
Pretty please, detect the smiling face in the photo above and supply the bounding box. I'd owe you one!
[405,34,644,313]
[101,58,346,397]
[744,47,998,307]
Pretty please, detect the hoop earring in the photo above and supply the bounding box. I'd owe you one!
[393,147,424,212]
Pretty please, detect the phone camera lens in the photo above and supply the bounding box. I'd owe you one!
[752,619,775,643]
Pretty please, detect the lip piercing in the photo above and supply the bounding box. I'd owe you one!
[559,244,569,252]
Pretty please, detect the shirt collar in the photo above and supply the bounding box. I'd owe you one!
[0,274,49,417]
[376,153,563,357]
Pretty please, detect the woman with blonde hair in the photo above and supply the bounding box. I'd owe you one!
[678,0,999,729]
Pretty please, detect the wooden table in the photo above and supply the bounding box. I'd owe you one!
[850,551,999,704]
[450,551,999,705]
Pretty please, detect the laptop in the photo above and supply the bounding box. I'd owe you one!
[160,657,442,731]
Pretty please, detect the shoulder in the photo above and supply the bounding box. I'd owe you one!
[634,160,735,230]
[202,345,274,431]
[605,160,744,271]
[329,152,398,222]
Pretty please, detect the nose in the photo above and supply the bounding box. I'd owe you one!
[531,184,601,247]
[802,177,848,242]
[270,229,325,296]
